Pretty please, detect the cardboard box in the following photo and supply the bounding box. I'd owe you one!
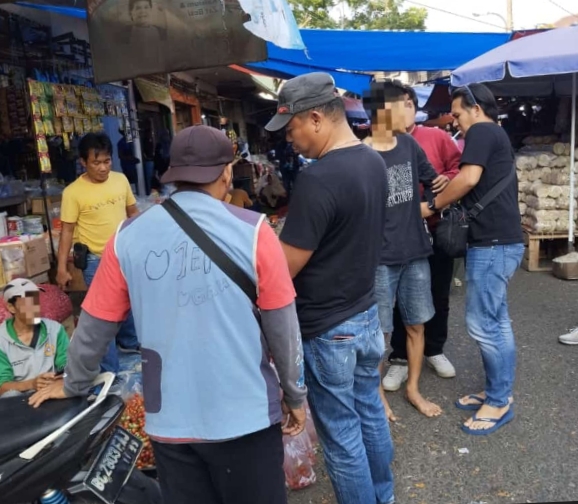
[31,195,62,216]
[24,237,50,277]
[552,260,578,280]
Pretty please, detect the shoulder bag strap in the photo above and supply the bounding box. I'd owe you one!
[467,163,516,220]
[162,199,258,306]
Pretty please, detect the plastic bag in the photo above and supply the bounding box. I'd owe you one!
[283,429,317,490]
[304,400,318,446]
[118,365,155,470]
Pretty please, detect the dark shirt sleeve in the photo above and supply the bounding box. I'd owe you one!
[460,124,495,170]
[280,172,335,251]
[415,141,437,202]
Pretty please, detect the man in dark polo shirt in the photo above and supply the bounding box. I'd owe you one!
[266,72,395,504]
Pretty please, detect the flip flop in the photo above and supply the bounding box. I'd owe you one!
[455,394,485,411]
[461,407,515,436]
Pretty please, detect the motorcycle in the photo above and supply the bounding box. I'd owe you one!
[0,373,162,504]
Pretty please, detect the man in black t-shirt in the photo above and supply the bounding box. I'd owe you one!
[266,72,395,504]
[364,80,447,419]
[422,83,524,436]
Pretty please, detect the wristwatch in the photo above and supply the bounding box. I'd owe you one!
[428,198,437,211]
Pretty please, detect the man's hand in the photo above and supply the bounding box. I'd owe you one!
[29,380,67,408]
[282,401,307,437]
[35,372,57,390]
[56,269,72,290]
[432,174,450,194]
[421,202,435,218]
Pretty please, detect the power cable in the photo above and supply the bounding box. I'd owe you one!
[403,0,506,30]
[546,0,578,19]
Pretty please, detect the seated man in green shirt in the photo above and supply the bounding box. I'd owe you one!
[0,278,69,398]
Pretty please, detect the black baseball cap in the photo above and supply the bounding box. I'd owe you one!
[161,125,234,185]
[265,72,339,132]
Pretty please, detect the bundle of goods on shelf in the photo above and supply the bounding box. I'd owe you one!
[516,135,578,234]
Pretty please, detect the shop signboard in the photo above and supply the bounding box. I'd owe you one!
[86,0,267,83]
[134,78,174,112]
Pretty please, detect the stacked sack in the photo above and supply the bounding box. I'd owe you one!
[517,140,578,233]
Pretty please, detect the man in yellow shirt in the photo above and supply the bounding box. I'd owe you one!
[56,132,139,374]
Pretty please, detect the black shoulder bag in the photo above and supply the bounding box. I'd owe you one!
[435,166,516,258]
[161,198,258,305]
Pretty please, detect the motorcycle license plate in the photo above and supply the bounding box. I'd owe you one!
[83,425,143,504]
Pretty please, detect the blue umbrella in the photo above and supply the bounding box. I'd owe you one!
[451,26,578,246]
[451,26,578,94]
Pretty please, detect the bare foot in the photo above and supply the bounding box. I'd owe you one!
[406,390,442,417]
[385,402,398,423]
[379,385,398,422]
[464,404,511,431]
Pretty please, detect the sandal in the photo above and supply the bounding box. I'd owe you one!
[461,407,514,436]
[455,394,485,411]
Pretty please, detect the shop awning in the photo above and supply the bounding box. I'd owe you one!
[263,29,511,73]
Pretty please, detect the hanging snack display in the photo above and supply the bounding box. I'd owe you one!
[27,79,107,156]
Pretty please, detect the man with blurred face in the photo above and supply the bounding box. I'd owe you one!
[266,72,395,504]
[364,80,446,419]
[382,85,461,394]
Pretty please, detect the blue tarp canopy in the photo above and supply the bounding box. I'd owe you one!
[247,30,510,93]
[451,26,578,96]
[15,3,511,93]
[264,29,510,72]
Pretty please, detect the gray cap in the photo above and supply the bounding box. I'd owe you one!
[265,72,339,132]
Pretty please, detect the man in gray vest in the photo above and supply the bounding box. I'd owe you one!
[30,125,307,504]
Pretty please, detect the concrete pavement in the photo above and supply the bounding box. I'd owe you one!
[289,269,578,504]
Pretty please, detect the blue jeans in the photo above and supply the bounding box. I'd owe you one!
[375,259,435,334]
[83,254,139,374]
[302,305,395,504]
[465,244,524,407]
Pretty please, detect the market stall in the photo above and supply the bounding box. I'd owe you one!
[451,26,578,274]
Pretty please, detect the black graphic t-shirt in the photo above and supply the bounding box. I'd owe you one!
[280,144,388,339]
[378,134,438,265]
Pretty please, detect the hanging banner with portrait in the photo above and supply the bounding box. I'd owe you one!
[87,0,268,83]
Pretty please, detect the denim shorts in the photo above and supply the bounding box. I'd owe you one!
[375,258,435,333]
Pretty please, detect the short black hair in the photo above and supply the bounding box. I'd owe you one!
[7,296,18,306]
[130,0,151,11]
[78,132,113,161]
[403,85,418,111]
[451,83,499,122]
[296,97,346,121]
[363,80,406,122]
